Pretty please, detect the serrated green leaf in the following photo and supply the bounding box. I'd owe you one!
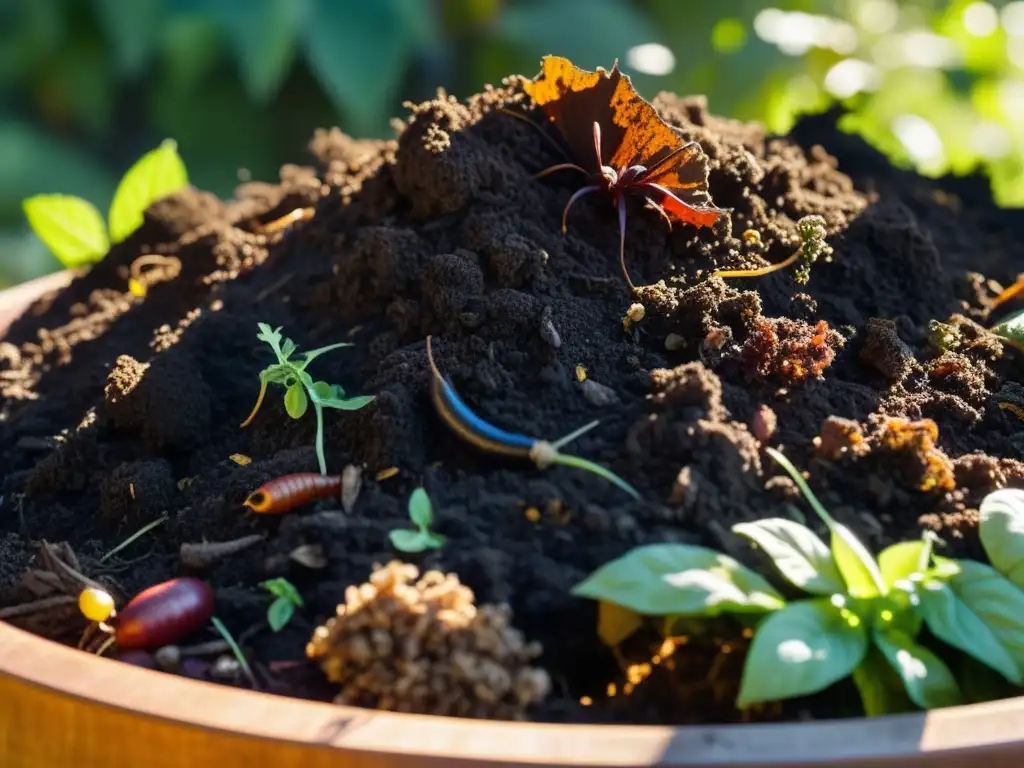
[979,488,1024,589]
[737,598,868,707]
[302,0,414,137]
[300,341,352,368]
[209,0,301,103]
[878,540,931,589]
[267,597,295,631]
[571,543,785,617]
[22,194,109,268]
[108,139,189,243]
[284,382,308,419]
[873,630,962,710]
[319,394,375,411]
[389,528,430,553]
[408,487,433,528]
[919,560,1024,684]
[732,518,843,595]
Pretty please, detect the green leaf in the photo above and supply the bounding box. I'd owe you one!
[280,337,297,361]
[422,531,447,549]
[765,447,887,598]
[732,518,843,595]
[209,0,300,103]
[261,577,303,606]
[389,528,430,553]
[873,630,962,710]
[267,598,295,632]
[408,487,433,529]
[737,598,868,707]
[991,307,1024,352]
[979,488,1024,589]
[300,342,353,369]
[284,382,308,419]
[571,544,785,617]
[319,394,375,411]
[108,139,189,243]
[852,645,913,717]
[22,194,109,268]
[919,560,1024,684]
[878,540,931,588]
[302,0,415,137]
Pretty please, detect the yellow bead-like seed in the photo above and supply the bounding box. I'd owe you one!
[79,587,115,622]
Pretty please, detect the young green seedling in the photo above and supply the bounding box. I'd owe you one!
[240,323,375,475]
[389,487,446,553]
[23,140,188,269]
[260,577,303,632]
[716,214,832,284]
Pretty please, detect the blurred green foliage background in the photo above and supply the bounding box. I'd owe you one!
[2,0,1022,287]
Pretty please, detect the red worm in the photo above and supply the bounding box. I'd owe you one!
[243,473,342,515]
[115,578,215,650]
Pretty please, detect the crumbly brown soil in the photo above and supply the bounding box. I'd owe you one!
[1,78,1022,726]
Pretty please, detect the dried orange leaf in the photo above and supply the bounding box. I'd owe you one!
[375,466,399,481]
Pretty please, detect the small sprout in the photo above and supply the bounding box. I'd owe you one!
[717,215,832,283]
[210,616,257,688]
[927,319,963,355]
[261,577,304,632]
[79,587,116,623]
[230,453,252,466]
[376,466,400,481]
[389,488,447,553]
[240,323,375,475]
[992,307,1024,353]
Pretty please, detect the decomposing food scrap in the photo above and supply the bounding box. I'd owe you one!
[306,560,551,719]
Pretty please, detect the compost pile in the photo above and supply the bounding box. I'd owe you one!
[1,68,1022,726]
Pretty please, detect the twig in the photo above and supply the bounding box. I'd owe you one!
[101,514,169,563]
[180,534,264,569]
[0,595,76,619]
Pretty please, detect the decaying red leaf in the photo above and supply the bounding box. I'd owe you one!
[521,56,726,288]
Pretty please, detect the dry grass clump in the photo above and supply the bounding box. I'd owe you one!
[306,560,551,719]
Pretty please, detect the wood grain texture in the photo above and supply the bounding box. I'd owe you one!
[3,278,1024,767]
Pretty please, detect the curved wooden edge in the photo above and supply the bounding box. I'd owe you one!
[0,269,73,332]
[3,276,1024,767]
[2,623,1024,768]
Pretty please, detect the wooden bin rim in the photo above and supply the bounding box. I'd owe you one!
[3,272,1024,767]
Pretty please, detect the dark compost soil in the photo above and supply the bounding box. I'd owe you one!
[1,77,1023,727]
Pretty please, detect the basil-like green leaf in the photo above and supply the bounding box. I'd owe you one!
[733,518,843,595]
[737,598,868,707]
[979,488,1024,590]
[408,487,433,529]
[267,598,295,632]
[852,644,913,717]
[284,382,308,419]
[878,540,930,588]
[572,544,785,617]
[23,194,110,268]
[873,629,962,710]
[108,139,188,243]
[919,560,1024,684]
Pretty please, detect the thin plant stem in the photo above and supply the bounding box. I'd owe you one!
[210,616,258,689]
[991,275,1024,310]
[314,400,327,475]
[714,248,802,280]
[534,162,588,180]
[764,447,833,526]
[550,420,600,451]
[239,376,268,428]
[617,195,634,290]
[550,453,640,500]
[100,514,169,563]
[561,186,601,233]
